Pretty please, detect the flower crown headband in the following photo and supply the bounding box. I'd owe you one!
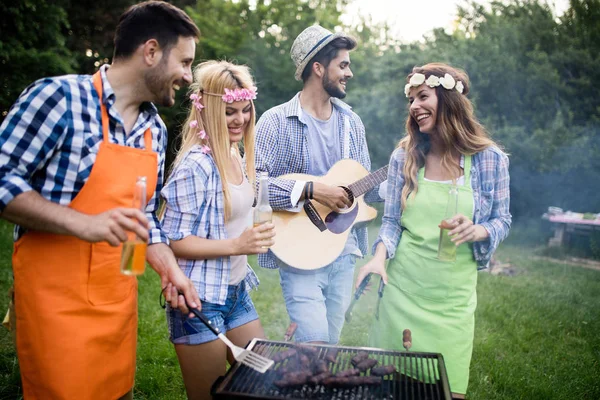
[204,87,258,103]
[404,73,464,97]
[187,87,258,155]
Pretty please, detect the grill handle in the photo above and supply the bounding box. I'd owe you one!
[189,307,221,336]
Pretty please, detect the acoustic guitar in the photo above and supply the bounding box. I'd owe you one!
[270,159,388,270]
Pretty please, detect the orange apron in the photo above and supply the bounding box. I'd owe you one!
[12,71,158,399]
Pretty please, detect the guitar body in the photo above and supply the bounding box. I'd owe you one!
[270,159,378,270]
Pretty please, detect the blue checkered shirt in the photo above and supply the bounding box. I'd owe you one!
[0,65,167,243]
[254,93,382,269]
[160,146,259,305]
[374,146,512,269]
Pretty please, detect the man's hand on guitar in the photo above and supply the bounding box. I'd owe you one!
[311,182,352,212]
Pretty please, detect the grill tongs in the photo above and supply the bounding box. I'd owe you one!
[345,273,372,323]
[188,306,274,373]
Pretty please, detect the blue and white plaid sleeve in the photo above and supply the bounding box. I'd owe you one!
[0,79,69,211]
[474,150,511,267]
[160,163,206,242]
[372,147,405,259]
[255,111,296,210]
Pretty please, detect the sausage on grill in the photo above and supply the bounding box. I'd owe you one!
[308,371,333,385]
[271,348,297,363]
[334,368,360,377]
[295,343,319,356]
[312,359,329,374]
[355,358,378,372]
[350,351,369,366]
[371,365,397,376]
[324,348,339,363]
[298,353,311,369]
[273,371,312,388]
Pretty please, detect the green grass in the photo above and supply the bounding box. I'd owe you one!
[1,221,600,399]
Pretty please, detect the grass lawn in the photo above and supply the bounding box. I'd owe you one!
[1,221,599,399]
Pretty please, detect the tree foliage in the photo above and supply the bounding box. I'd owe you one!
[1,0,599,218]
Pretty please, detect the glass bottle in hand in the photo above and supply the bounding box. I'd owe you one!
[253,171,272,229]
[121,176,148,275]
[437,182,458,261]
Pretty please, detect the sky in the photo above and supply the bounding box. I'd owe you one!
[340,0,570,43]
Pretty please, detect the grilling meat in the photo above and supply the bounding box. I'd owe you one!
[403,328,412,351]
[273,371,312,388]
[324,348,339,363]
[371,365,397,376]
[334,368,360,378]
[295,343,319,356]
[355,358,378,372]
[350,351,370,366]
[308,371,333,385]
[312,359,329,374]
[271,348,297,363]
[298,353,311,369]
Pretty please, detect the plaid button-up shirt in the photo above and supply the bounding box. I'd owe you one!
[375,146,512,269]
[254,92,382,269]
[0,65,167,243]
[160,146,259,305]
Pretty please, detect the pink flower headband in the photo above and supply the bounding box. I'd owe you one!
[203,87,258,103]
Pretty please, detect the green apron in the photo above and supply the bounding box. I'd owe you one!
[369,155,477,395]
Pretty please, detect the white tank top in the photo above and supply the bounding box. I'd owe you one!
[226,172,254,285]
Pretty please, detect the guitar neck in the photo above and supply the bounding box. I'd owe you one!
[348,165,389,196]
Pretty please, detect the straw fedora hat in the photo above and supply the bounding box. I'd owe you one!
[290,25,349,81]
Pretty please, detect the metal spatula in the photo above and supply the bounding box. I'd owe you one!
[188,307,274,373]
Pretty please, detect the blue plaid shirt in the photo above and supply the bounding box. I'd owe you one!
[0,65,167,243]
[254,92,382,269]
[375,146,512,269]
[160,146,259,305]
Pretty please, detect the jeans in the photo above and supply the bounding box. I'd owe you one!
[278,254,356,343]
[167,281,259,345]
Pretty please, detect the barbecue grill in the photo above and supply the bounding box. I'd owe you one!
[211,339,452,400]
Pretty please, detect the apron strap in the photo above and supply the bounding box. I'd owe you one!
[463,154,472,183]
[92,71,110,144]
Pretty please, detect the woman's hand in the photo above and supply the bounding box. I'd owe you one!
[355,248,388,290]
[447,214,489,245]
[233,222,275,255]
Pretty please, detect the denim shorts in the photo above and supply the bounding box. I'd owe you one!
[166,281,259,345]
[279,254,356,344]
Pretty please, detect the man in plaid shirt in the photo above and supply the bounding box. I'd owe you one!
[0,2,200,398]
[254,25,384,344]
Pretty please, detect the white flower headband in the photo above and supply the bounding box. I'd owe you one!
[404,73,464,97]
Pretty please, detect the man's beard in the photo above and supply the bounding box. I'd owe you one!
[144,58,174,107]
[322,71,346,99]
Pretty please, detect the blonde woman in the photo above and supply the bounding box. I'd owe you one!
[160,60,275,400]
[355,63,511,399]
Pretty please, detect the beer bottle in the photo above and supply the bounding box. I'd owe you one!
[253,171,272,228]
[120,176,148,275]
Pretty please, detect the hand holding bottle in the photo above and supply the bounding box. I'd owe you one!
[446,214,489,245]
[120,176,148,275]
[234,223,276,255]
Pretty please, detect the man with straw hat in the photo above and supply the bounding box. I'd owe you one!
[254,24,384,344]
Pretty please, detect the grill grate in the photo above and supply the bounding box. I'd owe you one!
[211,339,452,400]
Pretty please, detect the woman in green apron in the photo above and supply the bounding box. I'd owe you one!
[356,63,511,398]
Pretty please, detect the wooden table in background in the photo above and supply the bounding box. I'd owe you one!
[544,215,600,247]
